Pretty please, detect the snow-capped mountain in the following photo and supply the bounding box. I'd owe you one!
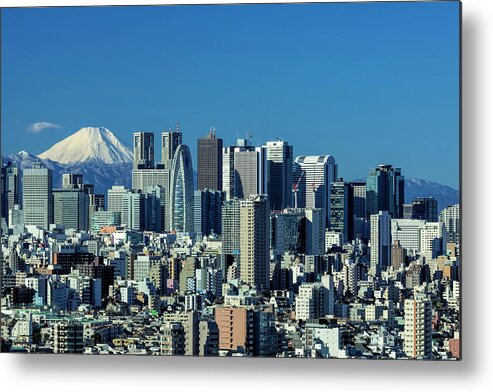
[38,126,133,164]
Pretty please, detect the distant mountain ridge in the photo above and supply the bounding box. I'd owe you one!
[405,177,459,211]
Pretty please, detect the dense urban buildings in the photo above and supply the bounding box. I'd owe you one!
[0,126,460,360]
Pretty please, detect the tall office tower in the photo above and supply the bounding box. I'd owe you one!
[305,208,326,256]
[419,222,446,261]
[404,295,432,359]
[351,181,368,239]
[197,128,223,191]
[293,155,338,227]
[132,168,170,230]
[61,173,83,189]
[271,209,305,257]
[263,140,293,211]
[330,179,353,244]
[222,139,251,199]
[146,185,165,233]
[122,190,146,231]
[233,147,266,199]
[366,164,405,218]
[370,211,391,275]
[391,240,407,269]
[161,124,183,169]
[53,189,90,231]
[221,198,241,256]
[194,189,223,236]
[107,186,128,216]
[222,138,266,200]
[391,219,426,255]
[170,144,194,232]
[440,204,460,245]
[215,307,254,353]
[1,162,20,219]
[411,197,438,222]
[23,164,53,228]
[239,195,270,290]
[133,131,155,170]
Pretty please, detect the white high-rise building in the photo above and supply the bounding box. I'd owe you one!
[293,155,338,226]
[122,190,146,231]
[404,295,432,359]
[440,204,460,245]
[370,211,391,275]
[23,164,53,228]
[391,219,426,255]
[108,185,128,218]
[419,222,446,261]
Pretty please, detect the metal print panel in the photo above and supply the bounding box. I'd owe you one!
[0,1,460,359]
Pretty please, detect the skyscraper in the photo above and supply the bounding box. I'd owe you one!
[419,222,446,261]
[170,144,194,232]
[107,186,128,217]
[122,189,146,231]
[197,128,223,191]
[440,204,460,245]
[239,195,270,290]
[54,189,89,231]
[1,162,20,220]
[366,164,404,218]
[330,179,353,244]
[370,211,391,275]
[161,125,183,169]
[221,198,241,256]
[133,132,155,170]
[411,197,438,222]
[23,164,53,228]
[222,139,266,200]
[194,189,223,236]
[233,148,266,199]
[146,185,165,233]
[293,155,338,227]
[351,181,369,239]
[263,140,293,211]
[132,168,171,230]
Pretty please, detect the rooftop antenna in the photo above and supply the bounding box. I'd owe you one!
[176,122,181,133]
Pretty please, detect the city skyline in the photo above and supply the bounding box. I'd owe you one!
[0,1,460,360]
[1,2,460,188]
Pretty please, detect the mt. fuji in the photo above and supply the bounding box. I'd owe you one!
[38,126,133,164]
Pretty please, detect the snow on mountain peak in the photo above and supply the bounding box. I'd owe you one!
[37,126,133,164]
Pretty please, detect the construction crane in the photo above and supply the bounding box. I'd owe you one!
[292,171,305,208]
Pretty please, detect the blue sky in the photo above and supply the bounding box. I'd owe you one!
[1,1,460,188]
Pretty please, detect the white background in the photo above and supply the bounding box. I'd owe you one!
[0,0,489,391]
